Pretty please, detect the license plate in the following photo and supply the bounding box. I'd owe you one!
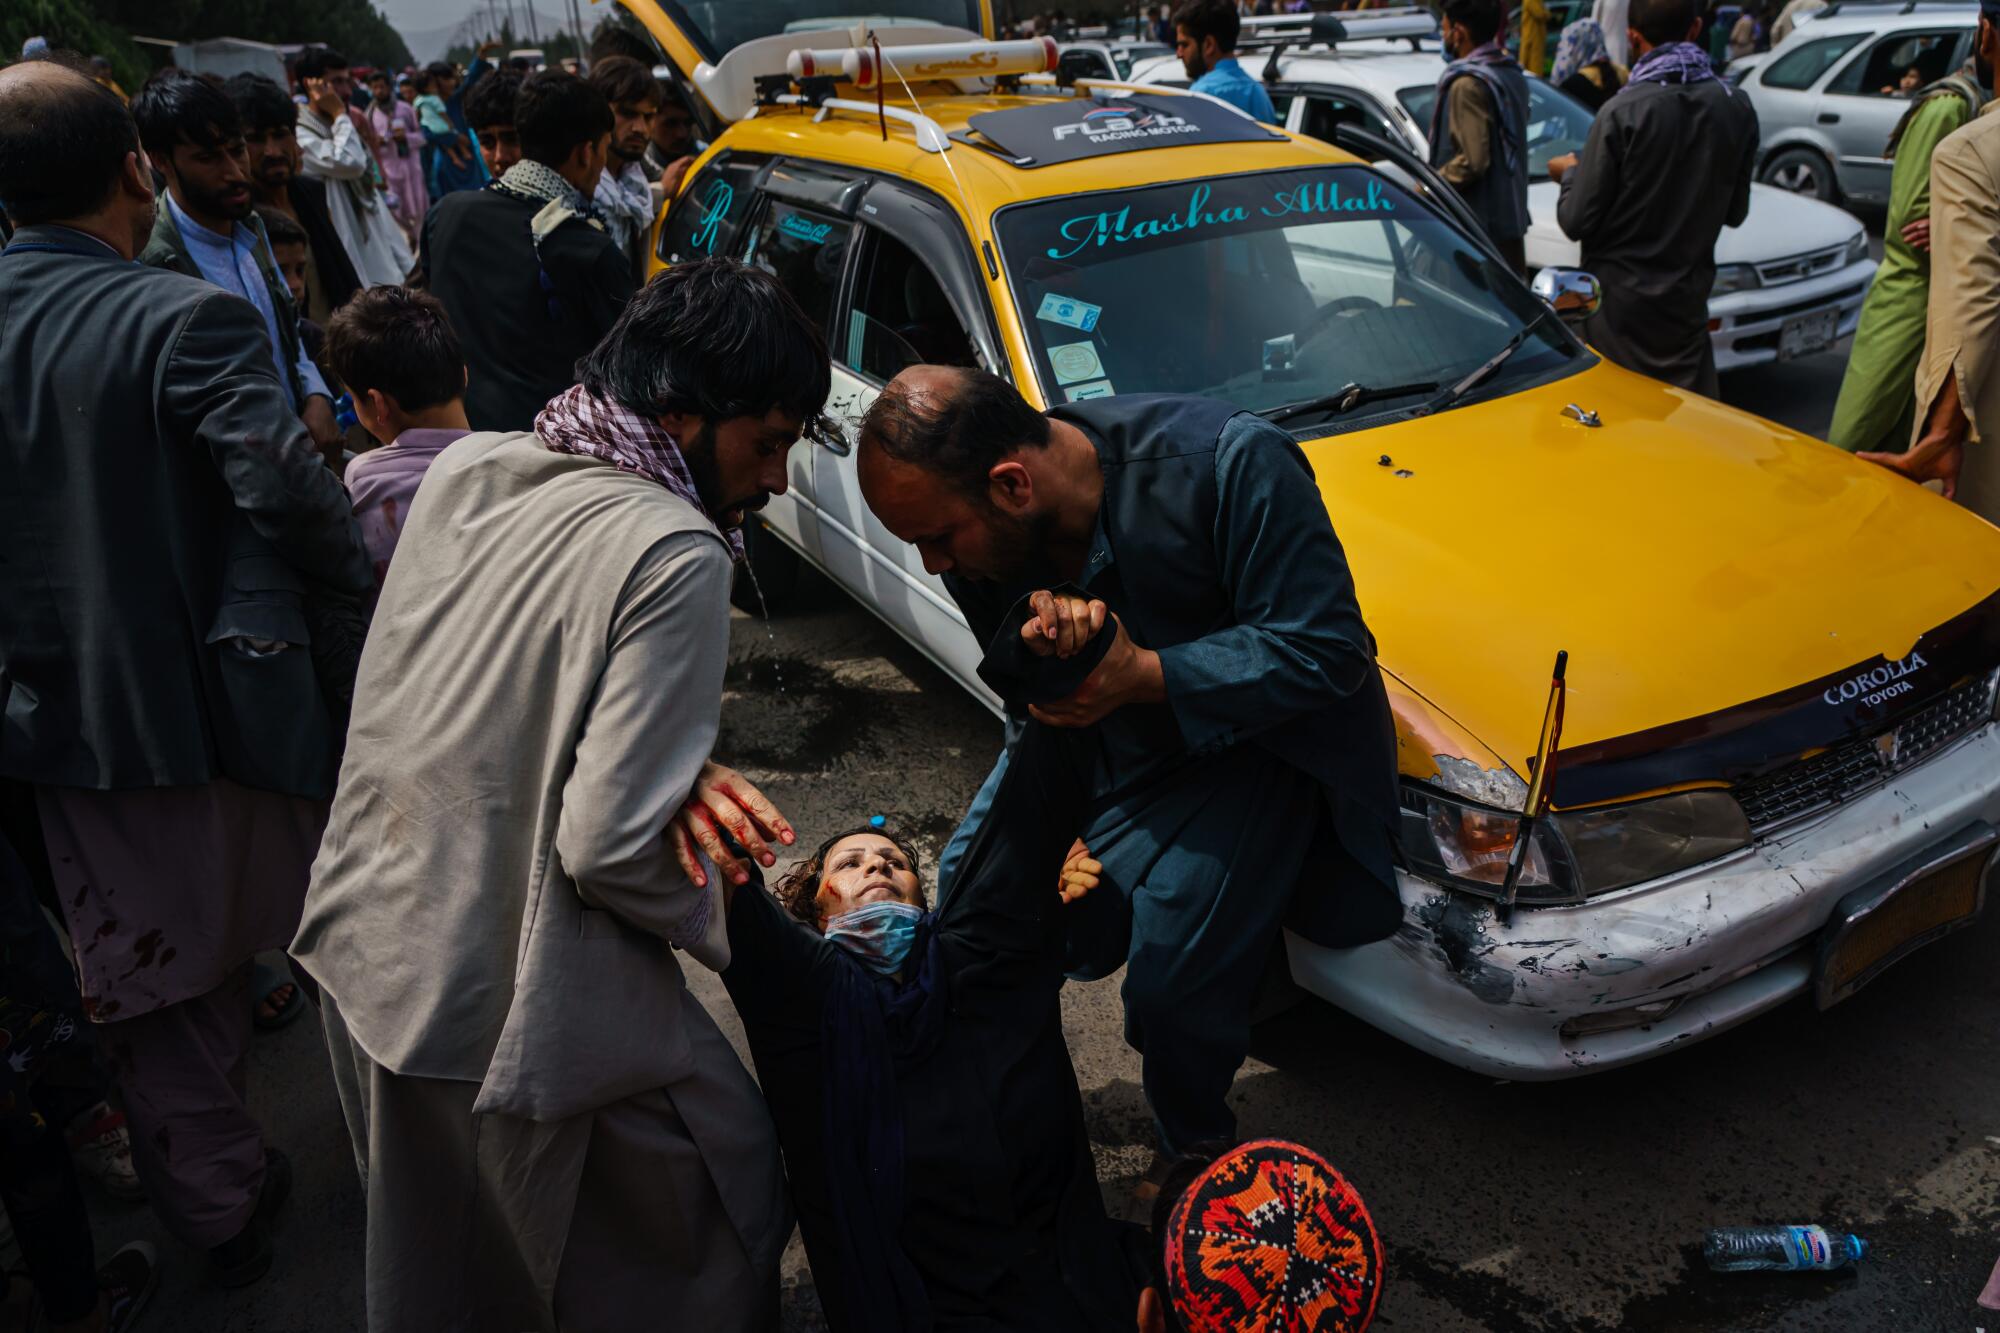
[1815,844,1991,1008]
[1778,309,1838,360]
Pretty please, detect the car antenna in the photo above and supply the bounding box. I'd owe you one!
[1497,650,1567,925]
[872,33,888,140]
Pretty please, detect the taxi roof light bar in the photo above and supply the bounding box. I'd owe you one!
[787,36,1060,90]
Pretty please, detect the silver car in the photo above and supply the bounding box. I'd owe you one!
[1737,0,1978,203]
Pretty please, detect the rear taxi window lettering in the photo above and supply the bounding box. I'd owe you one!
[746,202,851,332]
[657,154,763,265]
[959,92,1283,167]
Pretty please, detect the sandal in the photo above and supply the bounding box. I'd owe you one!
[252,959,305,1032]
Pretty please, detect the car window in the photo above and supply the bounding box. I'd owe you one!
[1298,92,1396,143]
[1826,28,1964,96]
[1073,49,1115,78]
[656,153,762,266]
[745,201,852,332]
[1399,80,1594,161]
[993,166,1581,420]
[1111,45,1168,78]
[843,230,978,382]
[1759,33,1866,89]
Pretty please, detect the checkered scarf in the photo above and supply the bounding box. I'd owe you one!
[535,384,745,560]
[1166,1140,1383,1333]
[498,158,590,214]
[1627,41,1718,87]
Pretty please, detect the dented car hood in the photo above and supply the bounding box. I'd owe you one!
[1302,356,2000,803]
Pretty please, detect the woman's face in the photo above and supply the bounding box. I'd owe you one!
[815,834,922,922]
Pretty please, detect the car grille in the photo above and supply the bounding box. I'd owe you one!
[1754,244,1850,287]
[1733,672,1998,832]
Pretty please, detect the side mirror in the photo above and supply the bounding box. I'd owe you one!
[1532,268,1602,322]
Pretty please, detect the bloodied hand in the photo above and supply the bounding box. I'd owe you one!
[670,761,797,888]
[1027,611,1167,728]
[1020,589,1108,659]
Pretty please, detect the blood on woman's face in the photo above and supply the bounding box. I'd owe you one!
[814,834,922,922]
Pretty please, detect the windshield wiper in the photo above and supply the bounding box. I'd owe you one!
[1418,306,1561,418]
[1258,379,1440,425]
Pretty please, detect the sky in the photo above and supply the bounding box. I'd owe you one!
[376,0,583,63]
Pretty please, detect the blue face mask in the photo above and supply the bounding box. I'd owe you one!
[824,900,925,976]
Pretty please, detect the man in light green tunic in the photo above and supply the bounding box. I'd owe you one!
[1827,69,1984,452]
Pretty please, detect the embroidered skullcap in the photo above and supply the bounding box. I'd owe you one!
[1164,1139,1383,1333]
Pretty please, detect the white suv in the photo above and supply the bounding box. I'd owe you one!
[1132,44,1877,372]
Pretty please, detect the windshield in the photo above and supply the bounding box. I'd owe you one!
[656,1,985,61]
[993,166,1581,420]
[1112,43,1169,78]
[1397,77,1595,166]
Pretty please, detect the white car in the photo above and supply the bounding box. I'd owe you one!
[1054,37,1172,82]
[1130,44,1877,370]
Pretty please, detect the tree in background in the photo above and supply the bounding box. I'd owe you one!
[1,0,148,90]
[88,0,413,70]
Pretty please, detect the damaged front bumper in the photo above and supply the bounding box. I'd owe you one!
[1285,721,2000,1080]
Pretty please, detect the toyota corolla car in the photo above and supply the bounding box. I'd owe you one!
[1128,34,1878,371]
[621,1,2000,1080]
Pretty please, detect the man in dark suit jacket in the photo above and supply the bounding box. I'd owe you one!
[0,61,370,1287]
[423,68,636,431]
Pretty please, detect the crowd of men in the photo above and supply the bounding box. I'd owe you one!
[2,0,2000,1329]
[0,20,1394,1333]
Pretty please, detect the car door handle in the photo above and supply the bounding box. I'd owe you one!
[1817,112,1840,124]
[818,431,852,457]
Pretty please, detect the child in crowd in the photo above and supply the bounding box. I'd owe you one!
[255,207,334,390]
[320,286,471,588]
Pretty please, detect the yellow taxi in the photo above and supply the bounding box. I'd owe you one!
[622,1,2000,1079]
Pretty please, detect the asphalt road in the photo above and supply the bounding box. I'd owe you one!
[68,237,2000,1332]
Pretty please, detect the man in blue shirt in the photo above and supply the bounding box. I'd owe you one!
[131,70,341,465]
[1174,0,1278,123]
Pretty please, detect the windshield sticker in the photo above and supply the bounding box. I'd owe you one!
[692,178,734,254]
[1045,183,1247,259]
[1265,176,1399,218]
[1066,379,1115,401]
[1049,341,1105,385]
[777,213,833,246]
[1037,293,1103,332]
[1039,178,1401,261]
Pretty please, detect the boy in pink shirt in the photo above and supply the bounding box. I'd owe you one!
[323,286,471,587]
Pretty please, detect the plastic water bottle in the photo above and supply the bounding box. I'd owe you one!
[1702,1226,1867,1273]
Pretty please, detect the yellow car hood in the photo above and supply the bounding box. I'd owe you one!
[1305,357,2000,796]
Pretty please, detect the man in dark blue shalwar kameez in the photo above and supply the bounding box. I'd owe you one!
[856,366,1404,1180]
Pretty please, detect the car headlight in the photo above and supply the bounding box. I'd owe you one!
[1843,230,1869,267]
[1399,783,1752,902]
[1553,790,1752,895]
[1711,263,1760,295]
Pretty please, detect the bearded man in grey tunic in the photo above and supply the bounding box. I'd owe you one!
[292,258,829,1332]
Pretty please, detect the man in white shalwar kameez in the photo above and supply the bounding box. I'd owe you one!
[292,257,833,1332]
[293,47,412,287]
